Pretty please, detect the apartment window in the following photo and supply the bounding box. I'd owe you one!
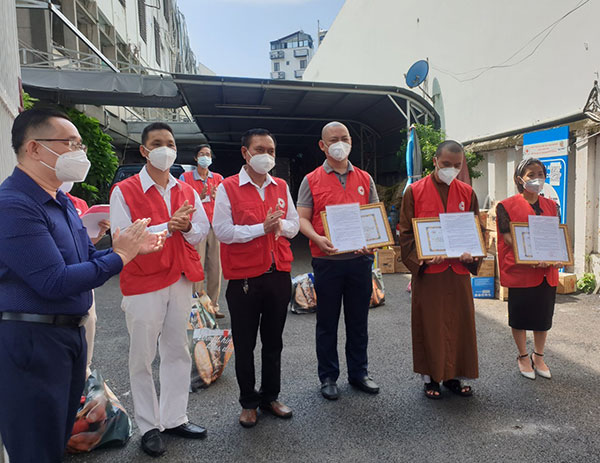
[300,59,307,69]
[286,61,290,65]
[274,62,280,71]
[154,17,161,66]
[163,0,170,21]
[138,0,147,43]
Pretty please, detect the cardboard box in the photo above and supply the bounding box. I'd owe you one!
[486,204,497,231]
[495,278,509,301]
[478,210,488,229]
[471,276,495,298]
[391,246,410,273]
[376,248,396,274]
[485,230,497,255]
[479,255,496,277]
[557,273,577,294]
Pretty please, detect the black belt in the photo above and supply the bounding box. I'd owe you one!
[0,312,88,327]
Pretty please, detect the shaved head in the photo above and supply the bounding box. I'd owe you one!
[321,121,348,140]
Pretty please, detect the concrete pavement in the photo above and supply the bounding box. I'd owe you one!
[66,237,600,462]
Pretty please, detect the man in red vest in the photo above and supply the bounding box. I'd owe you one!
[110,122,210,457]
[179,144,225,318]
[297,121,380,400]
[398,140,481,400]
[213,128,299,428]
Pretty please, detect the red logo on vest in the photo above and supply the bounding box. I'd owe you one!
[357,186,365,196]
[278,197,285,209]
[459,201,465,211]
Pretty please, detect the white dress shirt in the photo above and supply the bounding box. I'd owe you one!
[110,165,210,246]
[212,166,299,244]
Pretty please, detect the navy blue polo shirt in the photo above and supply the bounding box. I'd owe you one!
[0,168,123,315]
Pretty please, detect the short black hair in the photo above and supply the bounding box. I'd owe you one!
[435,140,464,158]
[241,128,276,148]
[195,144,212,156]
[514,158,547,193]
[11,107,70,155]
[141,122,173,146]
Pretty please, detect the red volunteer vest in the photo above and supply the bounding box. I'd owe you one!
[181,170,223,223]
[306,165,371,257]
[117,174,204,296]
[411,174,473,275]
[497,194,559,288]
[66,193,89,217]
[220,174,293,280]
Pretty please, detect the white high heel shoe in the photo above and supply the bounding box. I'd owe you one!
[532,352,551,379]
[518,353,535,380]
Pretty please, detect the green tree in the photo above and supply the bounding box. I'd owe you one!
[398,123,483,179]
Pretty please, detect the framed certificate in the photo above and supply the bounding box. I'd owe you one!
[320,202,395,252]
[412,216,486,260]
[509,222,573,266]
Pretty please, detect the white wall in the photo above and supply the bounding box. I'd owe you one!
[304,0,600,142]
[0,0,20,182]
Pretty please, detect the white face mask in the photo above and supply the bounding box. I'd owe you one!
[326,141,352,161]
[39,144,91,183]
[59,181,74,193]
[197,156,212,169]
[247,151,275,175]
[437,166,460,185]
[147,146,177,172]
[522,177,544,194]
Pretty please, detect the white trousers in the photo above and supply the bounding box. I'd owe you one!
[83,292,97,378]
[193,227,222,308]
[121,276,192,435]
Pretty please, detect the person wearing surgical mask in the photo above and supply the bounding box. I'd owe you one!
[212,128,299,428]
[399,140,482,399]
[496,158,560,381]
[0,108,163,462]
[297,121,380,401]
[179,144,225,318]
[110,122,211,457]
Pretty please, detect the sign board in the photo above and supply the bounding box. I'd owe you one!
[523,126,569,224]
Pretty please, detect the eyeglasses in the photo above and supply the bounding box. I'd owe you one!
[35,138,88,153]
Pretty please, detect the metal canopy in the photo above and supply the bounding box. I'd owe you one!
[173,74,438,148]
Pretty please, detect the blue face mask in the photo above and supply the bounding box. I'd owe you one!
[197,156,212,168]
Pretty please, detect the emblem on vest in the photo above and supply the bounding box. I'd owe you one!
[278,197,285,209]
[357,186,365,196]
[459,201,465,211]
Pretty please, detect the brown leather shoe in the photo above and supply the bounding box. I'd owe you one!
[214,311,225,319]
[239,408,257,428]
[259,401,293,419]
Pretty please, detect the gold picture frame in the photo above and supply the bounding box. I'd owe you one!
[509,222,573,266]
[411,215,486,260]
[320,202,395,253]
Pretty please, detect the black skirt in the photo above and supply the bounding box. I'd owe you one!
[507,279,556,331]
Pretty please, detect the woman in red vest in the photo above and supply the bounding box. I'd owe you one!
[497,158,560,380]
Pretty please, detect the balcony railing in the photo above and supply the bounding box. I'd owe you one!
[270,50,284,59]
[293,48,308,57]
[270,71,286,80]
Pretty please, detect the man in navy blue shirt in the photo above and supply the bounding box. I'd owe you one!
[0,108,164,462]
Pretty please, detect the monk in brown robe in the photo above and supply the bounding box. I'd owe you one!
[399,140,481,399]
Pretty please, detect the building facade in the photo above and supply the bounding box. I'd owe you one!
[270,30,314,80]
[303,0,600,276]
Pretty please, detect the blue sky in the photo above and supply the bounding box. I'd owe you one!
[177,0,345,78]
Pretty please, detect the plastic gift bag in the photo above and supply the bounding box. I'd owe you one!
[370,268,385,308]
[189,328,234,391]
[290,273,317,314]
[67,370,132,453]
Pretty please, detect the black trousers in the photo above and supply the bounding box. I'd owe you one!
[312,255,373,383]
[226,270,291,409]
[0,320,86,463]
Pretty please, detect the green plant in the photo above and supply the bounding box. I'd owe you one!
[576,273,596,294]
[64,108,118,204]
[22,91,38,110]
[398,123,484,180]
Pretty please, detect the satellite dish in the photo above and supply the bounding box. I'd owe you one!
[405,60,429,88]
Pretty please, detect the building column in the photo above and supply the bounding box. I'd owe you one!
[506,147,519,198]
[487,152,497,204]
[573,135,597,275]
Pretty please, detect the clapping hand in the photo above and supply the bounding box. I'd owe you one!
[210,185,217,200]
[168,200,196,233]
[200,184,208,200]
[139,230,167,255]
[112,218,152,265]
[263,207,284,236]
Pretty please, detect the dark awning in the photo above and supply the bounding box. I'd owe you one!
[21,68,184,108]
